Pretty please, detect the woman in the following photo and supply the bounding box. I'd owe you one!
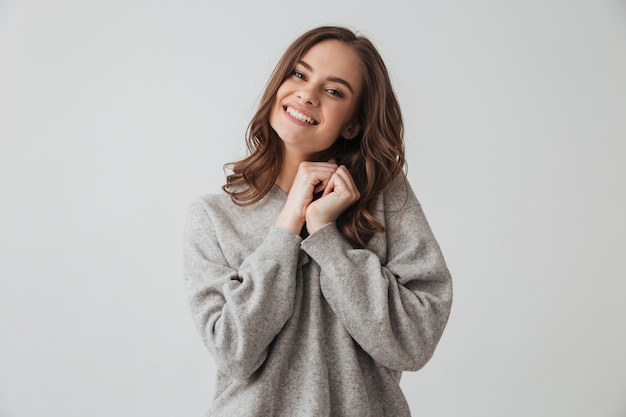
[184,25,452,416]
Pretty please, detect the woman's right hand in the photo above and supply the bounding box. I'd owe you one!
[274,160,338,235]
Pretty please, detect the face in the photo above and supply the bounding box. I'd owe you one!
[269,39,364,160]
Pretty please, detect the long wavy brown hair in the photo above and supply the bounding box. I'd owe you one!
[223,26,406,248]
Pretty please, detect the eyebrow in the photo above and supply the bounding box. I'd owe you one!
[297,60,355,95]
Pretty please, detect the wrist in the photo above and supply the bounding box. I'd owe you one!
[305,218,332,235]
[275,209,305,235]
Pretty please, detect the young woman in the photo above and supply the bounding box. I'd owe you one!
[184,26,452,417]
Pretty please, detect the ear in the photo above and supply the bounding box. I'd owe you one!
[342,122,361,140]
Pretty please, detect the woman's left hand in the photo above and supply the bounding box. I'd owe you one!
[305,165,360,234]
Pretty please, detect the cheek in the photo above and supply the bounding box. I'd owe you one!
[330,103,357,127]
[275,81,292,99]
[271,86,288,113]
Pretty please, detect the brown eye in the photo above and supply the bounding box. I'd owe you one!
[327,88,343,97]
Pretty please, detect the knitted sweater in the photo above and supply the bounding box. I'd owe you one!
[183,179,452,417]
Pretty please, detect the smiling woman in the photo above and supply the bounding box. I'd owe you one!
[269,40,363,163]
[183,26,452,417]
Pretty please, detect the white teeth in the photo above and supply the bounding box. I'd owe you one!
[286,107,315,124]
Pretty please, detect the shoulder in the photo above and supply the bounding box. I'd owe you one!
[382,174,420,211]
[189,192,233,211]
[185,193,233,232]
[185,185,286,232]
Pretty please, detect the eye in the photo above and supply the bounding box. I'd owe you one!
[292,70,306,80]
[327,88,343,98]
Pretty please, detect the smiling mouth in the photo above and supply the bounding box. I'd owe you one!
[285,106,318,125]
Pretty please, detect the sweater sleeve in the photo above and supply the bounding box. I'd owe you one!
[183,198,301,380]
[300,180,452,371]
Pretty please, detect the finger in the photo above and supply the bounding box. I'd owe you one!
[315,167,340,195]
[313,180,328,195]
[295,162,338,192]
[331,167,360,199]
[299,160,338,170]
[330,167,351,189]
[297,163,337,178]
[322,175,336,197]
[293,170,334,193]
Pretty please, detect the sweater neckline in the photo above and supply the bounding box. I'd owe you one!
[271,183,288,198]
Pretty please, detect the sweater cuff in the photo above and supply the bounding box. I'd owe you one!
[267,225,303,249]
[301,222,352,261]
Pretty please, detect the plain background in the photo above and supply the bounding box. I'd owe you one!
[1,0,625,416]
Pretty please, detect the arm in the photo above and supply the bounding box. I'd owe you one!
[300,181,452,371]
[183,199,301,379]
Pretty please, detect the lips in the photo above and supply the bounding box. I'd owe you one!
[284,106,318,125]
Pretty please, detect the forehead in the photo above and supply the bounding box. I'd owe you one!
[299,40,364,93]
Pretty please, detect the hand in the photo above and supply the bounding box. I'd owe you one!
[274,160,339,235]
[305,165,360,234]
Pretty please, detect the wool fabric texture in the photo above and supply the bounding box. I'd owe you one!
[183,178,452,416]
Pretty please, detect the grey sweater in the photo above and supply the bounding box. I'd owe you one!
[183,179,452,417]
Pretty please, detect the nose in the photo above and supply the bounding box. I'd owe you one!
[297,85,319,106]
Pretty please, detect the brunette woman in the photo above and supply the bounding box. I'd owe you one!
[184,25,452,417]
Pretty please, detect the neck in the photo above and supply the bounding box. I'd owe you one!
[275,149,309,193]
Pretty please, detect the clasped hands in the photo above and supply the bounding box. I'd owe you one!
[275,160,360,236]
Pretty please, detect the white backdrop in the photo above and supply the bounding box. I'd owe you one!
[1,0,625,416]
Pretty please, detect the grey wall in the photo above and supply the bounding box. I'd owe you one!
[1,0,625,416]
